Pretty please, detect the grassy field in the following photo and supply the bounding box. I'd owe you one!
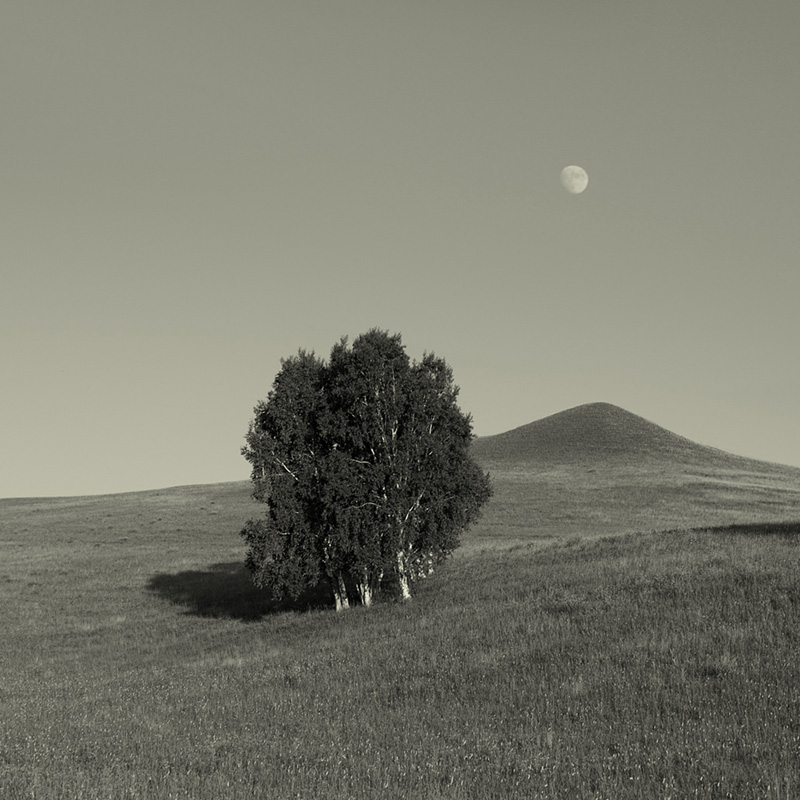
[3,408,800,798]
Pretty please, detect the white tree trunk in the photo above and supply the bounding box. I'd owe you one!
[358,581,373,607]
[333,573,349,612]
[397,551,412,601]
[356,567,374,607]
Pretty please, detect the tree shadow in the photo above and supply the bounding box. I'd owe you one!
[147,562,333,621]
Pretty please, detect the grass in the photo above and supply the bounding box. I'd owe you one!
[471,458,800,550]
[2,454,800,798]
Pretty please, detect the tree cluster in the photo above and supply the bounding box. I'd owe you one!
[241,330,492,610]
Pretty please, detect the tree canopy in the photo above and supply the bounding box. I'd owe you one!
[241,329,492,610]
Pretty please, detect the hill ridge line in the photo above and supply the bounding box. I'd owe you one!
[471,401,797,472]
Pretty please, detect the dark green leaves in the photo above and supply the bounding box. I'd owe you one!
[241,330,492,608]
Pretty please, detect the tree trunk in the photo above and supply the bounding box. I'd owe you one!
[356,568,374,607]
[333,573,349,612]
[397,551,412,601]
[398,573,412,601]
[357,582,373,607]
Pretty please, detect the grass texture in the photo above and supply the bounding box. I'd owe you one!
[3,403,800,798]
[2,485,800,798]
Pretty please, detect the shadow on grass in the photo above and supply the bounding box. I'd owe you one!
[698,521,800,538]
[147,562,333,621]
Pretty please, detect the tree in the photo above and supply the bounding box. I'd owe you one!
[241,329,492,610]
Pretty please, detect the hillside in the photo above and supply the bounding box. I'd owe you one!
[3,402,799,551]
[472,402,773,470]
[3,405,800,798]
[467,402,800,547]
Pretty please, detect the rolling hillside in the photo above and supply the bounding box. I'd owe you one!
[3,403,800,798]
[3,402,799,552]
[467,402,800,548]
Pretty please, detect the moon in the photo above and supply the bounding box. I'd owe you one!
[561,165,588,194]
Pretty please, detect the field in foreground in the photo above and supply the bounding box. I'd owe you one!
[3,404,800,798]
[2,492,800,797]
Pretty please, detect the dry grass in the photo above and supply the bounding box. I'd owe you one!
[2,450,800,798]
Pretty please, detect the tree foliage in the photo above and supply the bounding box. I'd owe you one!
[241,329,492,609]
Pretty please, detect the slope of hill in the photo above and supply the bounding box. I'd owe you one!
[467,402,800,548]
[3,402,798,552]
[3,404,800,797]
[3,406,800,798]
[472,402,769,469]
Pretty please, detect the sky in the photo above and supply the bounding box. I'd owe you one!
[2,0,799,498]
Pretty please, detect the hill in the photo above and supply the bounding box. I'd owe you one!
[472,402,772,470]
[468,402,800,548]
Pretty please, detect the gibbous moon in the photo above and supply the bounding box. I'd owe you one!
[561,165,588,194]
